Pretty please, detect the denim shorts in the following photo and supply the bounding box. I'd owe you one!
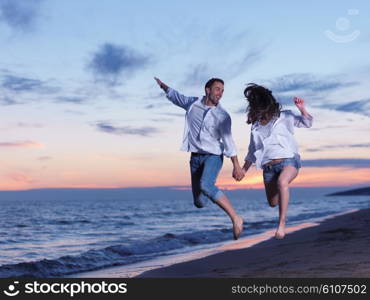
[189,153,224,208]
[262,156,301,184]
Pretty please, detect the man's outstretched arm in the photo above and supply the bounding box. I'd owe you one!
[154,77,198,110]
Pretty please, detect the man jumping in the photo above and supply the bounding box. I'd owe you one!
[154,77,244,240]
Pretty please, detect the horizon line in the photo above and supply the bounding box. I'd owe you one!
[0,184,368,193]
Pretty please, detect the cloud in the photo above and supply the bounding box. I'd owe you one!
[88,43,150,86]
[225,48,262,79]
[2,75,43,91]
[334,99,370,117]
[97,154,151,162]
[266,73,357,93]
[1,75,58,93]
[64,109,86,116]
[179,25,266,86]
[305,143,370,152]
[310,125,347,131]
[184,48,263,86]
[159,112,184,118]
[144,102,171,109]
[303,159,370,168]
[95,122,159,137]
[184,64,211,86]
[37,156,52,161]
[0,122,44,130]
[0,141,43,148]
[0,96,17,105]
[0,0,43,32]
[142,92,166,100]
[8,172,36,183]
[150,118,173,123]
[55,96,87,104]
[16,122,43,128]
[64,110,85,115]
[240,73,368,115]
[0,74,59,105]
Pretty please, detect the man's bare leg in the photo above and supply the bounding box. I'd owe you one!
[216,195,244,240]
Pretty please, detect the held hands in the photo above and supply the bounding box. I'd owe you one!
[232,165,245,182]
[234,161,251,182]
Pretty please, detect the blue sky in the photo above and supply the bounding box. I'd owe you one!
[0,0,369,190]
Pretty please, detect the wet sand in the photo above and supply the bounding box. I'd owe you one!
[137,209,370,278]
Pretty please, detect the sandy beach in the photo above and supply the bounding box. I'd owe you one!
[137,208,370,278]
[73,208,370,278]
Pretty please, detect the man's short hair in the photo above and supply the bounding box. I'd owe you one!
[205,78,224,89]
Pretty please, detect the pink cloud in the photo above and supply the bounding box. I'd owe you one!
[8,172,37,184]
[0,141,44,148]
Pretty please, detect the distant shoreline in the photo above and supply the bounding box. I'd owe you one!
[326,187,370,196]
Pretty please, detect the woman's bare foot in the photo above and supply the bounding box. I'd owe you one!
[233,215,244,240]
[275,226,285,239]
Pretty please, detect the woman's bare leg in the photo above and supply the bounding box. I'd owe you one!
[275,165,298,239]
[264,180,279,207]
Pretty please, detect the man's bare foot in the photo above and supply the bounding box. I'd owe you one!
[275,226,285,239]
[233,215,244,240]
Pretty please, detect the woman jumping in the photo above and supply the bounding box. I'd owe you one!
[241,84,313,239]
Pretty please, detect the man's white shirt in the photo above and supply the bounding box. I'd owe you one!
[166,88,237,157]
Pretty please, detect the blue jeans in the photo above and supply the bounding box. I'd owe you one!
[189,153,224,208]
[262,156,301,184]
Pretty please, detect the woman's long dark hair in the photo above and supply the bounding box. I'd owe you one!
[244,83,282,124]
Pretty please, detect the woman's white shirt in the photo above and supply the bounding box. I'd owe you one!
[245,110,313,169]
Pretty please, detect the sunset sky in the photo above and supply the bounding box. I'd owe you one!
[0,0,369,191]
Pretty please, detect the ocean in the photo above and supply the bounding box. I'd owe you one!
[0,186,369,277]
